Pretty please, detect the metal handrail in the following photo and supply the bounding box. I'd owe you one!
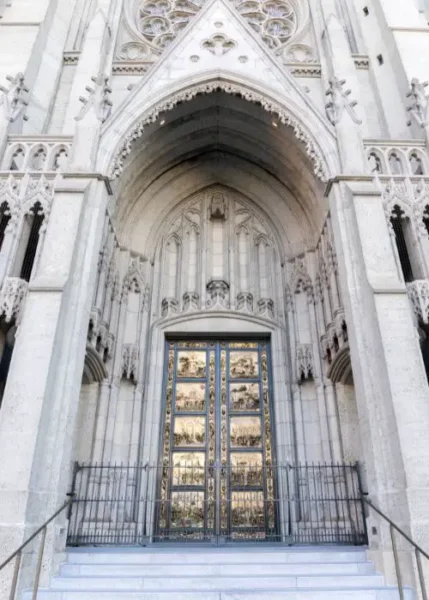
[363,497,428,600]
[0,498,73,600]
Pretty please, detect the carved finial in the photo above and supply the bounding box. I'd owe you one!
[76,75,113,123]
[0,72,29,123]
[406,78,429,128]
[325,77,361,126]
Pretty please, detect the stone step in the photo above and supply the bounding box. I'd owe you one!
[60,561,376,577]
[23,588,415,600]
[66,548,368,565]
[50,573,386,592]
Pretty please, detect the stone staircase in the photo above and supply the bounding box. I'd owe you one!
[23,546,414,599]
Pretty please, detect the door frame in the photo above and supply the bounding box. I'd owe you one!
[154,338,278,543]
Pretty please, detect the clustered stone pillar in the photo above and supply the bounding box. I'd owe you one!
[0,176,109,595]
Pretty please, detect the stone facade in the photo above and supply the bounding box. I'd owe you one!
[0,0,429,596]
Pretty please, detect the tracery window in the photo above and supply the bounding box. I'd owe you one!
[0,202,11,252]
[410,152,424,175]
[390,205,414,283]
[134,0,301,54]
[18,202,45,282]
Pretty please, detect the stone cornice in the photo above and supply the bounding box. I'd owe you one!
[62,172,113,195]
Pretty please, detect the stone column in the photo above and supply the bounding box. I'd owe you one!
[0,175,109,594]
[328,176,429,582]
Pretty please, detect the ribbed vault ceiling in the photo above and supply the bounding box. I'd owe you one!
[112,92,327,258]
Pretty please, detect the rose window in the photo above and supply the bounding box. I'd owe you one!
[135,0,300,54]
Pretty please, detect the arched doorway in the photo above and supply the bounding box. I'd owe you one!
[68,88,365,546]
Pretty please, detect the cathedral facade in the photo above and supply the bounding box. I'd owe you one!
[0,0,429,596]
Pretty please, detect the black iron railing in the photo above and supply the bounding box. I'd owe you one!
[66,462,367,546]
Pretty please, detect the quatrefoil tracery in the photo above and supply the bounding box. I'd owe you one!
[133,0,300,54]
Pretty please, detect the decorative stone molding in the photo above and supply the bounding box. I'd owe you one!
[122,343,139,380]
[321,308,348,370]
[206,279,230,309]
[76,76,113,124]
[109,82,329,182]
[257,298,274,319]
[352,55,370,70]
[1,137,72,172]
[202,33,236,56]
[209,191,227,220]
[290,257,312,296]
[0,72,29,123]
[0,276,28,323]
[88,308,115,361]
[296,343,313,382]
[236,292,253,312]
[162,297,179,317]
[407,279,429,324]
[0,174,56,233]
[406,78,429,128]
[289,64,321,78]
[183,291,199,312]
[122,0,309,63]
[325,77,361,126]
[364,142,428,177]
[63,52,80,65]
[112,62,151,75]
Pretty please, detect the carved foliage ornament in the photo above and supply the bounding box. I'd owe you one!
[0,73,29,123]
[76,75,113,123]
[325,77,361,126]
[406,78,429,128]
[109,82,328,182]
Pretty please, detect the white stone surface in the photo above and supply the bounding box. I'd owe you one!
[0,0,429,598]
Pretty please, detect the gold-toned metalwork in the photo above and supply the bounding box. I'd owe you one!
[177,351,206,378]
[170,491,204,528]
[230,416,262,447]
[230,382,260,411]
[175,382,206,411]
[207,350,216,530]
[220,344,228,534]
[229,342,259,349]
[230,453,263,487]
[159,340,276,541]
[172,453,205,486]
[229,351,259,378]
[173,416,206,446]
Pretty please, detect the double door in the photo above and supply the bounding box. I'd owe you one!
[156,339,277,542]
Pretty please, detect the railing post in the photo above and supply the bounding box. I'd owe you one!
[416,548,428,600]
[32,526,47,600]
[390,523,404,600]
[9,550,21,600]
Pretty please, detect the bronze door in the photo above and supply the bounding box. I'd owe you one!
[156,340,277,543]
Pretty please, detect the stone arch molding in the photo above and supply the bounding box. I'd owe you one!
[98,0,337,181]
[100,75,336,182]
